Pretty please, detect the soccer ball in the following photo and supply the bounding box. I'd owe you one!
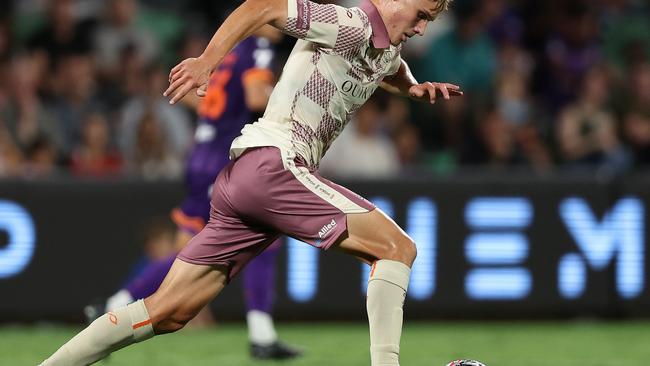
[445,360,486,366]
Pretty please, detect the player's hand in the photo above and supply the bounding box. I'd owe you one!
[408,82,463,104]
[164,57,212,104]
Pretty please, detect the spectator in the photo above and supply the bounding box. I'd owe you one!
[127,111,182,180]
[1,54,63,154]
[468,107,517,168]
[601,0,650,71]
[622,62,650,165]
[69,112,123,177]
[498,69,553,171]
[93,0,160,80]
[0,16,12,61]
[97,43,148,113]
[411,0,496,168]
[24,135,60,177]
[482,0,525,48]
[392,123,423,175]
[319,98,399,179]
[541,1,602,112]
[416,0,497,96]
[27,0,93,69]
[118,64,192,165]
[497,70,532,128]
[384,95,411,132]
[461,64,552,173]
[463,107,553,173]
[177,30,209,65]
[623,111,650,166]
[2,0,650,177]
[49,52,106,155]
[0,131,24,177]
[516,122,554,172]
[425,96,473,163]
[556,65,630,174]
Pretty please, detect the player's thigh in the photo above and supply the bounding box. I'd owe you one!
[145,259,227,332]
[334,208,417,267]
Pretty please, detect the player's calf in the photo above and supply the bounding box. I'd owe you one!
[144,260,228,334]
[40,260,227,365]
[367,258,411,366]
[341,209,417,366]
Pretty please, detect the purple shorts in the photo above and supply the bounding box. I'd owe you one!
[178,147,375,281]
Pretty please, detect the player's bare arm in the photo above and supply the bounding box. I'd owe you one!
[380,58,463,104]
[164,0,287,104]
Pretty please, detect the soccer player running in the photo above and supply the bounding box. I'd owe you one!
[40,0,461,365]
[87,25,301,360]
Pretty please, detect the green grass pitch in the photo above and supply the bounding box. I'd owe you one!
[3,321,649,365]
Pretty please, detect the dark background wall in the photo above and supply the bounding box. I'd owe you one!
[1,176,649,322]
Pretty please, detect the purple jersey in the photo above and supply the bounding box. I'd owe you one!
[175,37,275,230]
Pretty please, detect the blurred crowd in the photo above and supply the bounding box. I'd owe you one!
[0,0,649,180]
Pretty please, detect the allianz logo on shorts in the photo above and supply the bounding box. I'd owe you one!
[318,219,337,239]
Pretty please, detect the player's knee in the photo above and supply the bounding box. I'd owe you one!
[168,309,196,330]
[152,307,196,334]
[147,297,197,334]
[399,237,417,266]
[380,234,416,266]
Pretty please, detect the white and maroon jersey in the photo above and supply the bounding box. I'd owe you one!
[230,0,402,170]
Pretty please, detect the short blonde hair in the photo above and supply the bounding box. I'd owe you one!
[433,0,453,14]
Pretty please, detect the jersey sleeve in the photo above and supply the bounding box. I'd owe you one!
[283,0,369,50]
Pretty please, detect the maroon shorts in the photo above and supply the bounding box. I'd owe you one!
[178,147,375,281]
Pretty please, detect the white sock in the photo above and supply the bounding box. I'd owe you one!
[367,260,411,366]
[246,310,278,346]
[105,289,134,312]
[41,299,154,366]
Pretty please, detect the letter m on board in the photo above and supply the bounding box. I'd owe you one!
[559,197,645,299]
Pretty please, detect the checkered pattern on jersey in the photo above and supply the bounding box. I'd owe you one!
[284,18,309,39]
[300,70,337,110]
[334,25,366,60]
[280,0,401,170]
[290,68,340,169]
[311,3,338,24]
[333,8,368,61]
[284,0,368,54]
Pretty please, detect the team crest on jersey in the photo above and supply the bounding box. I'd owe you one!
[382,50,394,63]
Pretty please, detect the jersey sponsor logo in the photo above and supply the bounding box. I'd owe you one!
[341,80,371,99]
[364,48,394,66]
[318,218,337,238]
[382,50,395,63]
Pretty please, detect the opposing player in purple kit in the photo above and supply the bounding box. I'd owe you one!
[40,0,462,365]
[86,25,301,360]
